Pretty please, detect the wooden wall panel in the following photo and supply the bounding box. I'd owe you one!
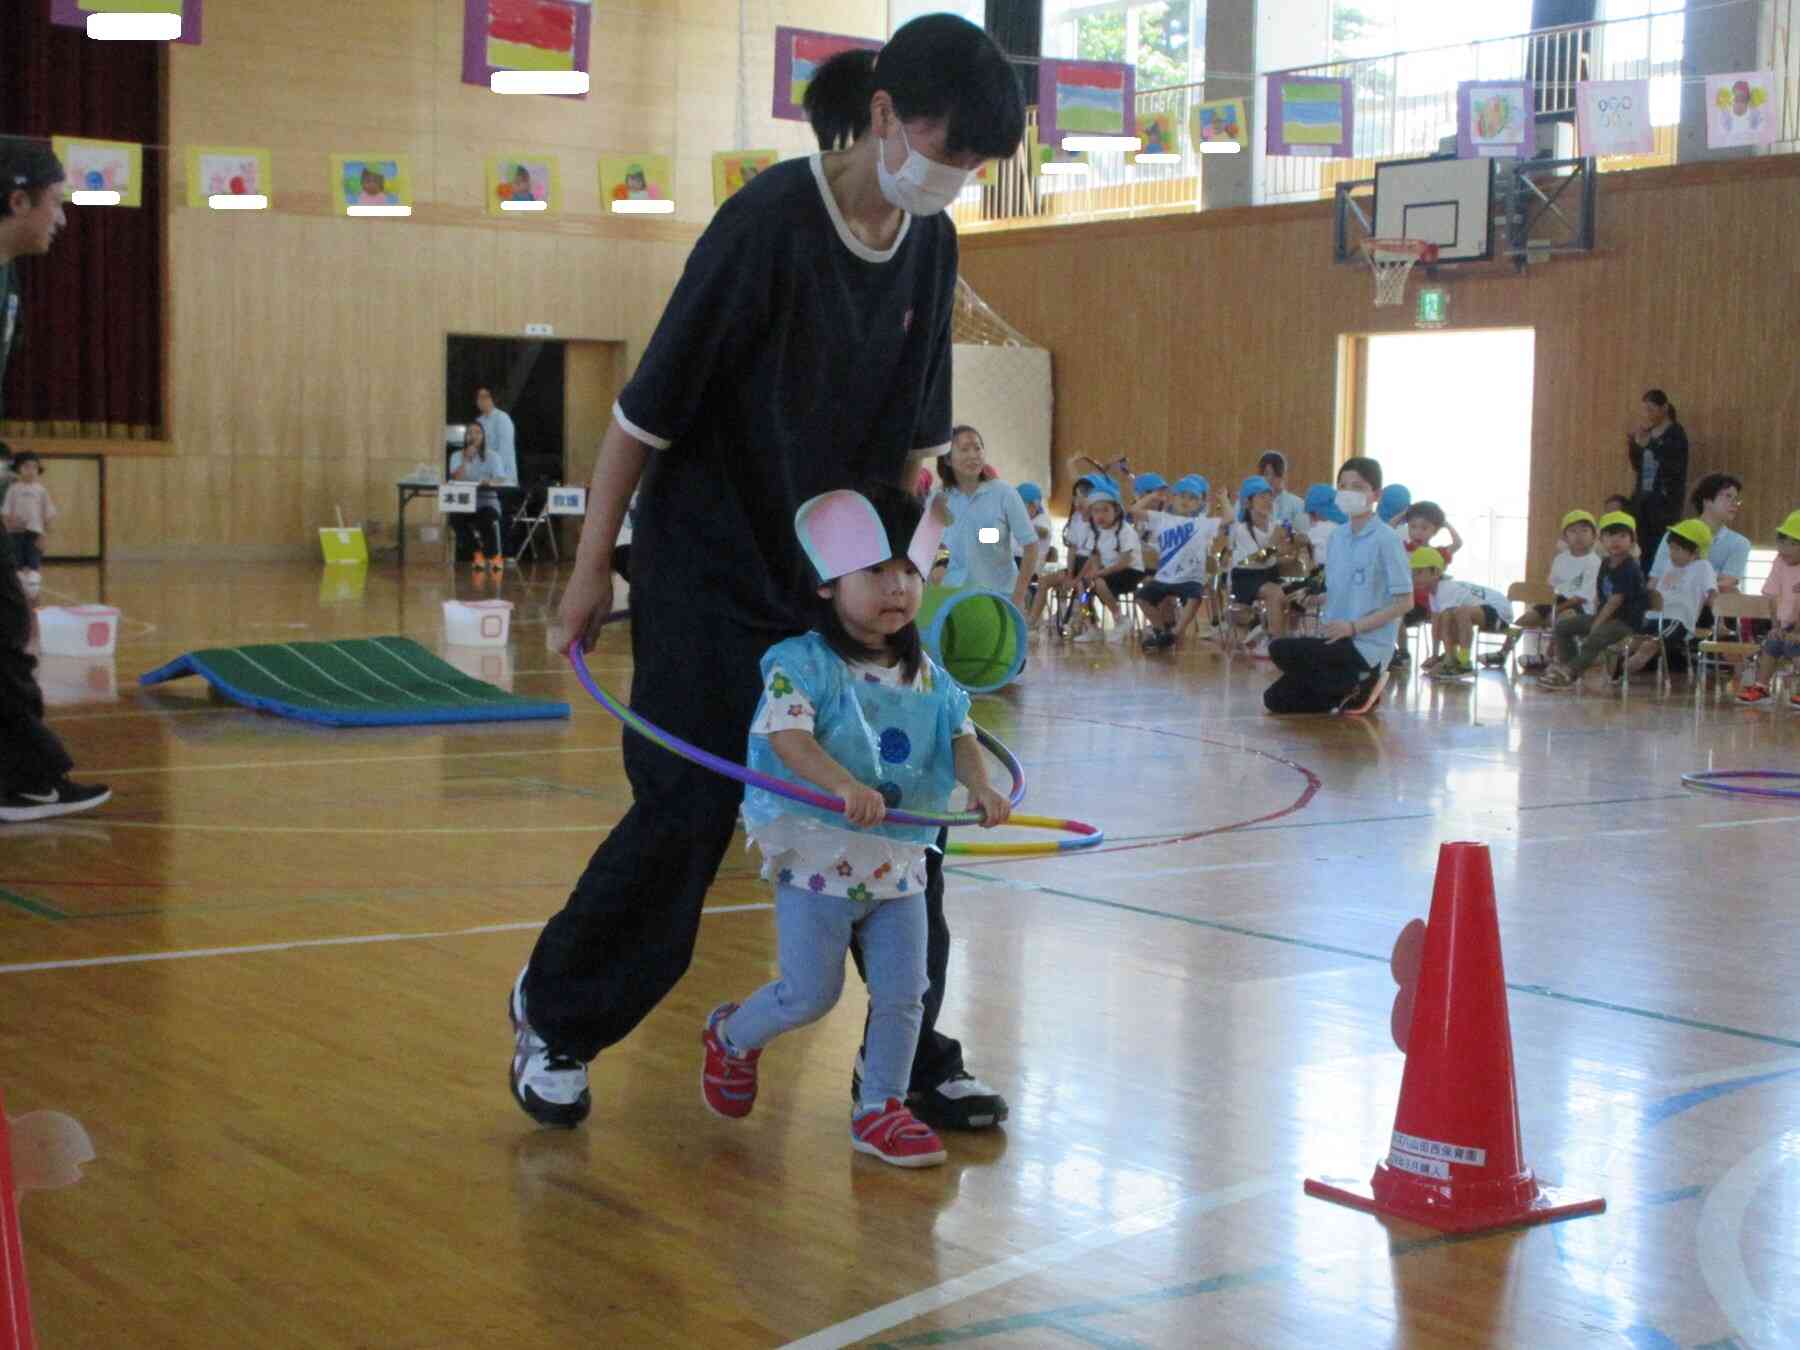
[118,0,882,560]
[37,458,103,559]
[960,158,1800,582]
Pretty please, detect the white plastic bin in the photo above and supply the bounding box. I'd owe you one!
[442,599,512,647]
[438,644,515,691]
[37,605,121,658]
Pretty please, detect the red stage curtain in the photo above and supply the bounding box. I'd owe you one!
[1,1,164,439]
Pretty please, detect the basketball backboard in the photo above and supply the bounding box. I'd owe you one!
[1372,155,1495,263]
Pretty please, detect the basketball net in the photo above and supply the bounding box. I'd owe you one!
[1363,239,1436,307]
[952,278,1039,348]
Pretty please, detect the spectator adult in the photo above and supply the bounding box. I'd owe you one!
[1627,388,1688,566]
[447,419,505,572]
[935,425,1039,613]
[1263,456,1413,714]
[1648,472,1749,595]
[475,386,519,488]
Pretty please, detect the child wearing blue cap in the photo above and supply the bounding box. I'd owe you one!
[1071,485,1144,643]
[1225,474,1287,655]
[1134,475,1218,650]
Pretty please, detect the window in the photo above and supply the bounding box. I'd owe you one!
[1044,0,1206,89]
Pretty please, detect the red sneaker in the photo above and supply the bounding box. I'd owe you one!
[851,1098,947,1168]
[1737,683,1771,705]
[701,1003,760,1119]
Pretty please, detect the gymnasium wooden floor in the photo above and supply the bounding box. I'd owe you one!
[4,559,1797,1349]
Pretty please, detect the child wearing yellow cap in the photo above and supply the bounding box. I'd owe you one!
[1736,510,1800,707]
[1623,518,1717,677]
[1483,509,1602,671]
[1539,511,1651,690]
[1409,549,1511,679]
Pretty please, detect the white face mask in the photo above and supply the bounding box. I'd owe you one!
[876,121,972,216]
[1336,489,1371,518]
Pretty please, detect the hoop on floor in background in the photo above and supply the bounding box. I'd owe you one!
[1679,770,1800,801]
[1362,238,1439,307]
[565,623,1104,856]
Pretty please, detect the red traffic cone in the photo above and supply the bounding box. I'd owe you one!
[0,1096,38,1350]
[1305,842,1605,1234]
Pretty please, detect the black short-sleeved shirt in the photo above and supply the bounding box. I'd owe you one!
[616,155,958,631]
[1,262,21,422]
[1597,555,1651,628]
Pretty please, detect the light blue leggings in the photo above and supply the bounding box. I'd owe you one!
[721,883,928,1110]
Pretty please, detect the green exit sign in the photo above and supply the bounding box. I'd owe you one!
[1416,286,1450,328]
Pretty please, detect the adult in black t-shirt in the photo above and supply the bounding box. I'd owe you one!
[0,139,111,823]
[1625,388,1688,567]
[509,17,1025,1131]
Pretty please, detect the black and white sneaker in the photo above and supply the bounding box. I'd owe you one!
[508,967,591,1128]
[0,779,111,824]
[851,1054,1009,1130]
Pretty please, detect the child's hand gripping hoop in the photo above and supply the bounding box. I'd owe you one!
[565,621,1103,856]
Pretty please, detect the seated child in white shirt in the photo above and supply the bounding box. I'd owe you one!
[1410,549,1512,678]
[1483,509,1602,671]
[1624,518,1716,675]
[1133,474,1219,651]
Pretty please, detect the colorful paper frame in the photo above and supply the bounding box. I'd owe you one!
[1457,82,1533,158]
[330,155,415,211]
[1264,75,1353,158]
[50,0,202,45]
[1705,71,1776,149]
[1036,59,1136,146]
[772,27,882,122]
[51,136,144,207]
[1576,79,1653,157]
[1131,110,1179,162]
[600,154,672,206]
[185,147,272,207]
[1190,98,1249,150]
[486,153,562,215]
[462,0,592,96]
[711,150,779,207]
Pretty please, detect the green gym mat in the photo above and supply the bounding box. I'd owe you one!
[140,637,569,727]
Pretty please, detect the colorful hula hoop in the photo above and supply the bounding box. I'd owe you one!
[1679,770,1800,801]
[565,623,1103,856]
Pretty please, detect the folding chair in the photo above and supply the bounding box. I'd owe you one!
[1694,593,1773,696]
[1494,582,1554,675]
[510,478,560,564]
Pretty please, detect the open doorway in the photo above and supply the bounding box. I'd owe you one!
[446,335,567,490]
[1340,328,1536,590]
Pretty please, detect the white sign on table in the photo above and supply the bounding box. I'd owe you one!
[438,483,478,514]
[547,486,588,516]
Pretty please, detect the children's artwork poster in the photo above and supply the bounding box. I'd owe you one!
[1189,98,1248,151]
[772,27,883,122]
[50,137,144,207]
[330,155,414,211]
[1024,125,1085,175]
[1576,80,1653,157]
[1130,110,1179,162]
[462,0,592,95]
[486,154,561,214]
[185,147,272,207]
[1457,82,1532,158]
[711,150,778,207]
[1036,60,1136,146]
[600,154,672,205]
[1265,76,1352,157]
[1705,71,1776,148]
[50,0,202,46]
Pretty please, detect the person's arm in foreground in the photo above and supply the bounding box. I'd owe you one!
[559,418,652,650]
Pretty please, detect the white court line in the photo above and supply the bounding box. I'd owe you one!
[1697,1131,1800,1349]
[1698,814,1800,831]
[93,821,619,836]
[780,1177,1281,1350]
[0,903,772,975]
[91,745,621,777]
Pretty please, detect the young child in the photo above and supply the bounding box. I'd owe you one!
[702,486,1011,1168]
[2,451,55,587]
[1380,483,1412,528]
[1735,509,1800,708]
[1624,517,1715,676]
[1302,483,1345,559]
[1482,509,1601,671]
[1257,452,1305,530]
[1045,474,1100,634]
[1598,495,1642,561]
[1399,502,1462,656]
[1539,511,1650,690]
[1135,474,1218,651]
[1072,487,1144,643]
[1408,549,1512,679]
[1227,474,1286,656]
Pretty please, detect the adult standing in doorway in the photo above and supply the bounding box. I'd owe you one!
[936,425,1040,614]
[508,16,1025,1132]
[475,385,518,489]
[1626,388,1688,567]
[0,139,109,822]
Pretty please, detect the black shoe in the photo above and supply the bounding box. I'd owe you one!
[1478,651,1508,669]
[912,1072,1009,1131]
[0,779,111,824]
[1389,651,1409,670]
[508,969,592,1128]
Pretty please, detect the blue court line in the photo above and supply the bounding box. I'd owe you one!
[945,867,1800,1051]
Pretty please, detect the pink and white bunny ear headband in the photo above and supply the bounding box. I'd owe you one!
[795,490,947,583]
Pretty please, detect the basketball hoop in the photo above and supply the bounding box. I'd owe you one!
[1362,238,1438,307]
